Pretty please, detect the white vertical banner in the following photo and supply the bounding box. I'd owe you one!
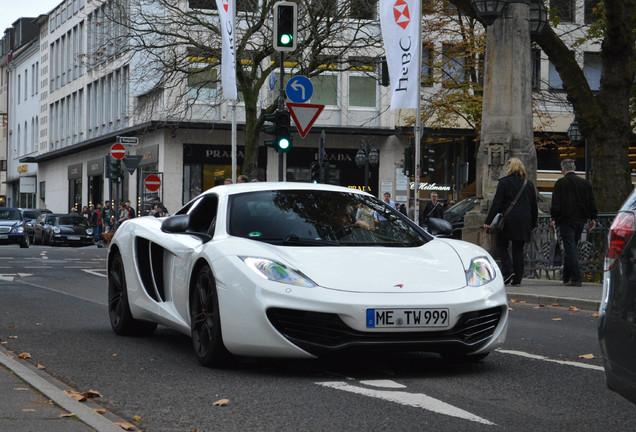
[215,0,238,100]
[379,0,421,110]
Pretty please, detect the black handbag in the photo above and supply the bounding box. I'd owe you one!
[489,179,528,234]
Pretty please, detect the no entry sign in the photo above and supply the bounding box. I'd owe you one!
[144,174,162,192]
[110,143,126,160]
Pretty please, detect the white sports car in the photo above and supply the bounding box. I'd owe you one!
[108,183,508,367]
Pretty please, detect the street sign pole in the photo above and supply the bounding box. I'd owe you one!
[319,130,325,183]
[278,51,285,182]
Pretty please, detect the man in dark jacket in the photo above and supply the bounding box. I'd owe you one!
[420,192,444,226]
[550,159,597,286]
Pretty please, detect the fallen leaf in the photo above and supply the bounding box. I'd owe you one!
[37,364,46,370]
[592,313,599,318]
[14,388,29,391]
[8,336,18,339]
[0,341,6,345]
[115,421,136,430]
[18,352,31,359]
[568,306,581,311]
[552,303,560,307]
[93,409,107,415]
[520,300,527,304]
[508,307,514,311]
[8,325,16,328]
[510,299,518,303]
[35,323,43,326]
[65,390,87,402]
[21,409,36,412]
[579,353,595,359]
[59,413,76,418]
[552,318,562,321]
[213,398,230,407]
[112,353,119,357]
[82,390,102,399]
[133,415,142,421]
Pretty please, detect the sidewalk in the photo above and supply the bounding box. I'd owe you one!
[0,278,602,432]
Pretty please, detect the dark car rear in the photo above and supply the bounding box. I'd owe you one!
[443,197,477,239]
[598,189,636,405]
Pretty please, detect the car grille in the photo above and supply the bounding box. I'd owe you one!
[266,306,503,356]
[0,227,10,233]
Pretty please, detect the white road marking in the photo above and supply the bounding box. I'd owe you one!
[82,269,107,278]
[0,274,15,282]
[497,349,604,371]
[0,257,14,260]
[17,273,33,277]
[360,380,406,389]
[317,381,495,426]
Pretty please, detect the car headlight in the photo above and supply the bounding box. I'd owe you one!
[466,257,496,287]
[12,226,24,234]
[53,227,60,234]
[86,229,94,235]
[240,257,316,287]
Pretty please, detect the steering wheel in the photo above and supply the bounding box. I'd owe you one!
[333,223,363,238]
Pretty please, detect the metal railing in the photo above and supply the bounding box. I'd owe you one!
[524,214,615,281]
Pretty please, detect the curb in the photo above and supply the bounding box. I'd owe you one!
[0,345,129,432]
[507,293,600,312]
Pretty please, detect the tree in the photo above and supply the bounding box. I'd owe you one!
[97,0,384,179]
[450,0,635,211]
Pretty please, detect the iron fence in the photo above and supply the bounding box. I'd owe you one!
[524,213,616,281]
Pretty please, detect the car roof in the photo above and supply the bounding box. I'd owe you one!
[0,207,21,211]
[202,182,374,198]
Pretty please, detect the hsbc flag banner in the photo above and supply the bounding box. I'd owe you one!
[215,0,238,100]
[380,0,421,110]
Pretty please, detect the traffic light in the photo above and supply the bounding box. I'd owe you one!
[310,162,320,183]
[274,110,292,152]
[263,111,278,148]
[403,145,414,175]
[273,1,297,52]
[109,158,122,179]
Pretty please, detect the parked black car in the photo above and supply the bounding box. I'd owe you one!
[20,208,52,242]
[34,213,94,246]
[0,207,29,248]
[443,196,478,239]
[599,189,636,405]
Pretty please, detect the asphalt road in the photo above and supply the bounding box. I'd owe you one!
[1,245,635,432]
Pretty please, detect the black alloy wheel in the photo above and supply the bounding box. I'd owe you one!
[190,266,231,367]
[19,234,29,248]
[108,252,157,336]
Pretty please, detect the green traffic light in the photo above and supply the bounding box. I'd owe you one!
[278,137,291,150]
[280,34,292,46]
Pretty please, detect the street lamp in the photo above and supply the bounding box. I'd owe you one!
[567,119,589,180]
[529,0,548,36]
[355,140,379,192]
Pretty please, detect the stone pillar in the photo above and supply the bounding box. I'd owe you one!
[463,2,537,251]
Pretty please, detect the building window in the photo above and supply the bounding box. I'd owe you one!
[584,0,601,24]
[548,61,563,90]
[550,0,574,23]
[237,0,258,12]
[584,52,601,91]
[17,74,21,104]
[349,0,378,20]
[421,45,434,87]
[441,44,466,88]
[531,49,541,91]
[348,58,377,108]
[313,0,338,17]
[189,0,216,9]
[312,74,338,106]
[187,67,219,101]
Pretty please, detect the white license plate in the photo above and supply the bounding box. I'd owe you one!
[366,308,450,328]
[67,236,80,240]
[0,235,7,239]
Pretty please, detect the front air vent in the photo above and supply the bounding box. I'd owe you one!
[135,237,166,302]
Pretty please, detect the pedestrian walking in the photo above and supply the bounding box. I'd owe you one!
[420,192,444,226]
[550,158,597,286]
[484,157,538,286]
[374,192,396,233]
[125,200,136,219]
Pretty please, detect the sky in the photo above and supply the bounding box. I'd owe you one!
[1,0,62,34]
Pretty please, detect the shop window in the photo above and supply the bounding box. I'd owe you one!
[550,0,574,23]
[583,52,601,91]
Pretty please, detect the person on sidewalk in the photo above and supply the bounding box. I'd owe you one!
[550,158,597,287]
[484,157,538,286]
[420,192,444,227]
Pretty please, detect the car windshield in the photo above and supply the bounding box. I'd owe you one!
[445,198,476,215]
[0,209,20,220]
[57,216,90,227]
[228,190,426,247]
[23,210,39,219]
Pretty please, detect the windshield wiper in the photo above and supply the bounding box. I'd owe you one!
[247,235,337,246]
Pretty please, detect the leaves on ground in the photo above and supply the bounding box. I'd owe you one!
[552,303,560,307]
[552,318,562,321]
[82,389,103,399]
[213,398,230,407]
[133,415,142,421]
[567,306,581,311]
[510,299,518,303]
[579,353,595,359]
[592,313,599,318]
[115,421,137,430]
[18,352,31,359]
[533,305,546,309]
[93,409,107,415]
[37,364,46,370]
[59,413,77,418]
[21,409,36,412]
[65,390,87,402]
[14,387,29,391]
[8,335,18,339]
[7,325,15,328]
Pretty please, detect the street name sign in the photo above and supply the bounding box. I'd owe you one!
[110,143,126,160]
[117,136,139,145]
[286,102,324,138]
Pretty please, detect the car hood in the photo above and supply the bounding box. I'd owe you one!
[57,225,89,233]
[0,220,20,227]
[260,240,468,293]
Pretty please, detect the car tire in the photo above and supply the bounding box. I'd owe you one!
[108,252,157,336]
[190,265,232,367]
[19,235,29,248]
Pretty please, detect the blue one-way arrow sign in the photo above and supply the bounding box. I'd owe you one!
[286,75,313,103]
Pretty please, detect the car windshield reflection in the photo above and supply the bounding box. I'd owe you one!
[57,216,90,227]
[0,210,20,220]
[228,190,426,247]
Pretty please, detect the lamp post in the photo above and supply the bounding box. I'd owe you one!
[462,0,548,249]
[567,119,589,181]
[355,140,379,192]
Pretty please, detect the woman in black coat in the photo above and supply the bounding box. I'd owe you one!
[484,157,538,285]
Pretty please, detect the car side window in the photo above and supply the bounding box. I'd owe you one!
[188,195,218,235]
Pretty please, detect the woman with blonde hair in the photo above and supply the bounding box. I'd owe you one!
[484,157,537,285]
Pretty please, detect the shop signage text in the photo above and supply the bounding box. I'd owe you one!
[17,164,28,173]
[313,153,353,162]
[206,149,246,159]
[348,185,373,192]
[409,182,451,191]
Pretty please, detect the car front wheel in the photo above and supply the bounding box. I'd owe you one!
[108,252,157,336]
[19,235,29,248]
[190,265,231,367]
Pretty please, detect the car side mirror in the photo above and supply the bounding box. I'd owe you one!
[427,217,453,237]
[161,214,190,234]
